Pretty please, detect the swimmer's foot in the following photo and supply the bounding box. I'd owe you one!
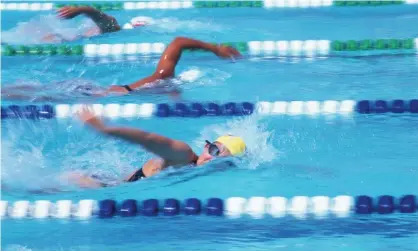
[169,89,181,99]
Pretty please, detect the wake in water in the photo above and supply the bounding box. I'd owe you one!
[1,112,278,194]
[1,78,107,102]
[2,13,224,45]
[1,14,97,45]
[1,119,142,194]
[137,17,224,34]
[2,66,231,102]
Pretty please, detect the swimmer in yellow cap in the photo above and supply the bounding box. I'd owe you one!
[65,108,246,189]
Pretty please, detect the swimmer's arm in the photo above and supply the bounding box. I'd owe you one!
[80,7,120,33]
[80,111,195,164]
[128,37,241,90]
[106,127,195,164]
[58,6,120,33]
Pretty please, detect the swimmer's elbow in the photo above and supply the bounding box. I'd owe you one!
[109,17,121,32]
[96,125,116,135]
[172,36,188,44]
[171,37,196,49]
[166,142,195,164]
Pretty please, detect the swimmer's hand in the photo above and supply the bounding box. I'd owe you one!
[57,6,84,19]
[78,107,106,132]
[215,45,242,59]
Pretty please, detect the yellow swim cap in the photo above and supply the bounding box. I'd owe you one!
[215,135,246,156]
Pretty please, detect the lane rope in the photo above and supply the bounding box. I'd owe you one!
[1,100,418,120]
[1,1,417,11]
[1,195,416,219]
[2,38,418,57]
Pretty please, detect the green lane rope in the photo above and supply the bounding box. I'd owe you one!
[334,0,404,7]
[2,45,84,56]
[54,3,124,11]
[193,1,263,8]
[1,0,414,11]
[331,38,414,51]
[1,38,416,57]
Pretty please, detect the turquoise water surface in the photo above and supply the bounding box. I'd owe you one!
[2,3,418,251]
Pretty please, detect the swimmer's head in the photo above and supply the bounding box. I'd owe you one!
[122,16,154,30]
[196,135,246,166]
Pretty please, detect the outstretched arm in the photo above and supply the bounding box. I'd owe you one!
[126,37,242,90]
[57,6,120,33]
[78,108,196,165]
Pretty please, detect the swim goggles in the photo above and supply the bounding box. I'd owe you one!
[205,140,222,156]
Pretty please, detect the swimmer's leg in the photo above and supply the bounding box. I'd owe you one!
[42,33,65,43]
[1,84,52,100]
[41,33,78,43]
[63,172,106,189]
[136,85,181,98]
[1,83,103,102]
[1,93,65,102]
[1,84,44,92]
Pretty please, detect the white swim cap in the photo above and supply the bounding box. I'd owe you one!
[123,16,154,29]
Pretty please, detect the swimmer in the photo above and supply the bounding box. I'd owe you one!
[42,5,121,42]
[2,37,241,102]
[43,6,157,42]
[65,107,247,189]
[2,6,153,44]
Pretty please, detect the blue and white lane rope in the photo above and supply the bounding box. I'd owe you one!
[1,100,418,120]
[0,195,416,219]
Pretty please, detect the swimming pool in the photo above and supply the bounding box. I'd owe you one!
[2,1,418,251]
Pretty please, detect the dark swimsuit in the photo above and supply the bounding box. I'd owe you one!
[74,84,132,97]
[93,156,199,186]
[126,168,147,182]
[123,85,133,92]
[126,156,199,183]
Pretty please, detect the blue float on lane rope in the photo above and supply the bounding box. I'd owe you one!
[120,199,138,217]
[99,199,117,218]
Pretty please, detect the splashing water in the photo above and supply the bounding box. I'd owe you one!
[195,115,279,169]
[5,245,34,251]
[2,15,225,45]
[2,14,97,44]
[141,17,224,34]
[1,121,56,193]
[1,120,147,193]
[176,67,231,88]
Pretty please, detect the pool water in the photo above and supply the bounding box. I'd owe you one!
[2,3,418,251]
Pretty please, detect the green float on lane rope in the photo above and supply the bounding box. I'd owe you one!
[331,38,414,51]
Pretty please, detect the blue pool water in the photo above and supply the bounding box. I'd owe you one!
[2,3,418,251]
